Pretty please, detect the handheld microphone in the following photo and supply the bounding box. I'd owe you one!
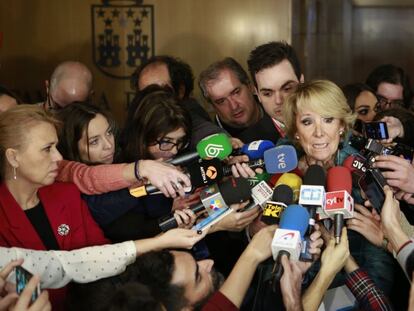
[343,154,367,185]
[299,165,326,225]
[222,145,298,175]
[196,133,232,160]
[247,171,271,188]
[240,140,275,159]
[159,177,250,231]
[169,133,233,166]
[129,158,224,198]
[270,204,310,286]
[262,184,293,225]
[239,180,274,212]
[324,166,354,244]
[275,172,302,203]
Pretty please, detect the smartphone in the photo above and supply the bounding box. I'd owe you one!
[363,122,389,140]
[15,266,41,303]
[358,169,386,213]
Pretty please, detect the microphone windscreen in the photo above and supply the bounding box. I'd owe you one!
[279,204,310,238]
[303,164,326,187]
[264,145,298,174]
[187,158,223,188]
[241,140,275,160]
[275,172,302,202]
[219,177,251,204]
[196,133,232,160]
[248,171,271,188]
[327,166,352,193]
[272,184,293,205]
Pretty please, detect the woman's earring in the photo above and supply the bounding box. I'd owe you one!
[295,135,300,140]
[13,167,17,180]
[339,130,344,136]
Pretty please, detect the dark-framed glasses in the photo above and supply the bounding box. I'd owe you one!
[374,95,404,112]
[154,138,189,151]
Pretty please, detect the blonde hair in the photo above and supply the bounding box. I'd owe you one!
[0,104,59,179]
[283,80,356,144]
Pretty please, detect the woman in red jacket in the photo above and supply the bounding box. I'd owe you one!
[0,105,109,309]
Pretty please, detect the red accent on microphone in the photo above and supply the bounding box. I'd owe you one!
[327,166,352,194]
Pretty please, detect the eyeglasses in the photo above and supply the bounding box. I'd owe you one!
[374,95,404,112]
[153,139,189,151]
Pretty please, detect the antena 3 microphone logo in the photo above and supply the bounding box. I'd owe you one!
[204,143,224,158]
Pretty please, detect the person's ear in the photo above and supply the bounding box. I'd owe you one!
[5,148,19,168]
[299,74,305,83]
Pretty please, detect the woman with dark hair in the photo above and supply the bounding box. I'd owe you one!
[342,83,378,123]
[56,102,117,164]
[121,85,191,162]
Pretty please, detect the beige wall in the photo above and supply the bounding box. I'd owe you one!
[0,0,292,123]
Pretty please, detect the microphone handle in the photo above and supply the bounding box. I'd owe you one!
[158,202,206,232]
[222,159,265,176]
[334,213,344,244]
[167,151,199,165]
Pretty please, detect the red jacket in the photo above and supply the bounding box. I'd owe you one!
[0,182,109,309]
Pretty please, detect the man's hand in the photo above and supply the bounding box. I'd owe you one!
[380,116,404,143]
[280,255,304,311]
[297,224,323,275]
[320,227,350,276]
[381,185,401,238]
[211,203,260,232]
[245,225,277,263]
[346,203,383,247]
[139,159,191,198]
[373,154,414,193]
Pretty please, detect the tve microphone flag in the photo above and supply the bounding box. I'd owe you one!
[262,184,293,225]
[264,145,298,174]
[324,166,354,244]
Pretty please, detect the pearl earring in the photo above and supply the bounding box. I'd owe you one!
[295,135,300,140]
[339,130,344,136]
[13,167,17,180]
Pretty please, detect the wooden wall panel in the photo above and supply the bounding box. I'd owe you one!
[0,0,292,123]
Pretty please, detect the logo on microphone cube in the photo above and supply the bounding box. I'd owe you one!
[352,159,367,173]
[277,153,287,170]
[204,143,224,158]
[299,185,325,207]
[272,229,301,261]
[324,191,354,218]
[251,181,273,208]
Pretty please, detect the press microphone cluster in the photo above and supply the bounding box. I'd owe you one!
[262,184,293,225]
[158,177,251,231]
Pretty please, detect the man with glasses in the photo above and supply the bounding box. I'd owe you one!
[199,57,279,144]
[43,61,93,111]
[366,64,413,111]
[247,41,304,138]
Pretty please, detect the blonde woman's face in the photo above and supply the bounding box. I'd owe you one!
[295,108,344,163]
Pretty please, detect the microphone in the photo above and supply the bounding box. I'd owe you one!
[275,172,302,203]
[324,166,354,244]
[262,184,293,225]
[299,165,326,225]
[239,180,274,212]
[240,140,275,159]
[129,158,224,198]
[247,171,271,188]
[159,177,251,231]
[343,154,368,185]
[222,145,298,175]
[270,204,310,284]
[168,133,233,165]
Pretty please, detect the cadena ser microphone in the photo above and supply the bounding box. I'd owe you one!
[262,184,293,225]
[221,145,298,176]
[299,165,326,225]
[168,133,233,166]
[159,177,251,231]
[275,172,302,203]
[324,166,354,244]
[270,204,310,285]
[129,158,224,198]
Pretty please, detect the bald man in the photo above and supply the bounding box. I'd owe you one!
[44,61,93,110]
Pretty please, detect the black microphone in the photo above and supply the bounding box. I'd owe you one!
[158,177,251,231]
[262,184,293,225]
[129,158,224,198]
